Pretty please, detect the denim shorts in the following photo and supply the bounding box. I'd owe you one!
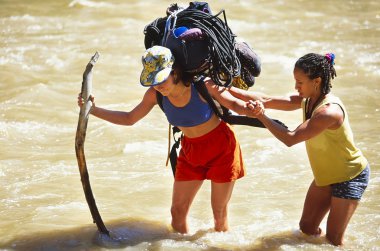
[331,165,370,200]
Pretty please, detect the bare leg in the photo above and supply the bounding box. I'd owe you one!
[211,181,235,232]
[326,197,358,246]
[299,180,331,235]
[171,180,203,234]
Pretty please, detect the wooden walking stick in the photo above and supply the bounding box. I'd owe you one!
[75,52,109,235]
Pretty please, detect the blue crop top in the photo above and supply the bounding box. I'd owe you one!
[162,83,213,127]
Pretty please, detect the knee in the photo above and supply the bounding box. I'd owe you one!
[170,205,189,234]
[299,220,321,236]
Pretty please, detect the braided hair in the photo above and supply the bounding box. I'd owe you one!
[295,53,337,95]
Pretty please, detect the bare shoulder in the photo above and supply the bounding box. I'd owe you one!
[315,102,343,117]
[146,86,157,95]
[143,87,158,105]
[313,102,344,129]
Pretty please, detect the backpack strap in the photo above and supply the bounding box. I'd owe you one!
[168,126,182,176]
[156,91,181,176]
[193,76,224,118]
[193,77,288,128]
[156,89,164,111]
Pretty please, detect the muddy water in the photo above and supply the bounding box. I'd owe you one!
[1,0,379,250]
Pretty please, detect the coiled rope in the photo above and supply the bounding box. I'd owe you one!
[147,8,241,87]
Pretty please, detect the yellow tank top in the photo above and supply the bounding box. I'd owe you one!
[302,95,367,186]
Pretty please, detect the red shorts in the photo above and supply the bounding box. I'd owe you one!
[175,121,245,183]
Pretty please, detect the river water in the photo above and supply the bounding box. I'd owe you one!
[1,0,379,250]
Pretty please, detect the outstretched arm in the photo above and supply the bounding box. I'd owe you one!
[204,79,262,117]
[228,86,303,111]
[78,87,157,126]
[252,102,343,146]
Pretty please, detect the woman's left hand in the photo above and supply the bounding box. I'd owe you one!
[246,100,265,117]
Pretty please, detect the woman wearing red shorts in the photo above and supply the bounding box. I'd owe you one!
[78,46,261,233]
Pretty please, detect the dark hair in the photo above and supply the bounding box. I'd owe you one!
[171,62,196,87]
[295,53,337,95]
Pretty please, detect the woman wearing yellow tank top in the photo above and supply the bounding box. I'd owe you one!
[230,53,369,246]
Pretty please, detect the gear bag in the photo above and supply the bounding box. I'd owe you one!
[143,2,261,88]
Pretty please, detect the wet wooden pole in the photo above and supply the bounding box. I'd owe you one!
[75,52,109,236]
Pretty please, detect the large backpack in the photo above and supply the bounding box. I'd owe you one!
[143,1,261,89]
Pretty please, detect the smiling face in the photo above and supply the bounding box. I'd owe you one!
[293,67,321,99]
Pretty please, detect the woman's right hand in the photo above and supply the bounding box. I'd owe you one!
[77,93,95,108]
[247,100,265,118]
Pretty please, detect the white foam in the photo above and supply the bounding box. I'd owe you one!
[123,141,166,155]
[9,15,36,21]
[68,0,114,8]
[0,120,73,136]
[305,11,324,18]
[27,24,42,32]
[261,53,297,73]
[45,55,66,69]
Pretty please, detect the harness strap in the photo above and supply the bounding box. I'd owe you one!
[193,77,288,128]
[166,124,171,166]
[168,126,182,176]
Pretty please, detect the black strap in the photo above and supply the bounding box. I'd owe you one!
[156,89,164,111]
[168,126,181,176]
[193,77,287,128]
[156,92,181,176]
